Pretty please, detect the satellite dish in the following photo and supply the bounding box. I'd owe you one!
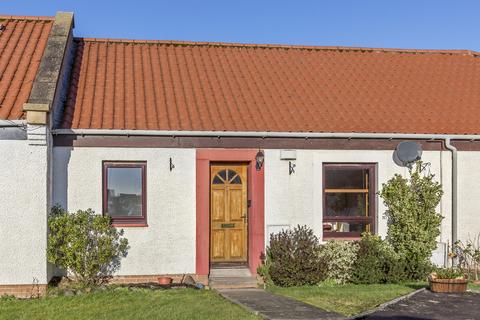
[393,141,422,167]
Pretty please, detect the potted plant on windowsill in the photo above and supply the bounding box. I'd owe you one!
[429,268,468,293]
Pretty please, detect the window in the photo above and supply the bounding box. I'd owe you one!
[103,162,147,226]
[212,169,242,185]
[323,164,375,238]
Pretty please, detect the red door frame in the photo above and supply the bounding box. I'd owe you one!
[196,149,265,275]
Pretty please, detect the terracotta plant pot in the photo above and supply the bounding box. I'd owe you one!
[157,276,173,285]
[429,275,468,293]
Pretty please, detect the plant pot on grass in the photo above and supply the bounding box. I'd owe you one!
[157,276,173,285]
[429,268,468,293]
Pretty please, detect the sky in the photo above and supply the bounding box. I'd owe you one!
[1,0,480,51]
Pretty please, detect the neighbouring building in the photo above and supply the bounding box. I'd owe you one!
[1,11,480,297]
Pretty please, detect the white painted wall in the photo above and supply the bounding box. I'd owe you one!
[52,145,479,276]
[457,152,480,243]
[264,149,454,248]
[53,147,196,276]
[0,139,48,285]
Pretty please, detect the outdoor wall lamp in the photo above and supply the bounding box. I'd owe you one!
[169,157,175,171]
[255,150,265,171]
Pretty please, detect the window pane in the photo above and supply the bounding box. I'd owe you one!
[107,167,143,217]
[323,221,371,233]
[213,176,224,184]
[326,193,368,217]
[227,170,238,181]
[230,175,242,184]
[217,170,227,181]
[325,168,368,189]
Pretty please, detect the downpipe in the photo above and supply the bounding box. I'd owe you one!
[444,138,458,248]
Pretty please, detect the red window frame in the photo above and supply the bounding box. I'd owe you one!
[102,161,147,227]
[322,163,376,239]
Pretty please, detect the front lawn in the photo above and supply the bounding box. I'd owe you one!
[268,282,426,316]
[0,288,259,320]
[470,282,480,292]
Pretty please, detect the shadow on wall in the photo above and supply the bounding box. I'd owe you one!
[50,146,72,279]
[52,146,72,211]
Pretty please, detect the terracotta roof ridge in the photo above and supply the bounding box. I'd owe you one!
[0,15,54,21]
[73,37,480,57]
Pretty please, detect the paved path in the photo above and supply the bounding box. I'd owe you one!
[218,288,345,320]
[355,289,480,320]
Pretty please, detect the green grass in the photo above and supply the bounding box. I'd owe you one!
[469,282,480,292]
[0,288,259,320]
[268,282,426,316]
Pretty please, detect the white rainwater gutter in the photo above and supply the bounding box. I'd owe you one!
[53,128,474,244]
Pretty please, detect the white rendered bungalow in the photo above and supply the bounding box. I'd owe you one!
[1,12,480,296]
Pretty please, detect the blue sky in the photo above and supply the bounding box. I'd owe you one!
[2,0,480,51]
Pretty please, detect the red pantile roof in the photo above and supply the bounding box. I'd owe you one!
[61,38,480,134]
[0,15,54,120]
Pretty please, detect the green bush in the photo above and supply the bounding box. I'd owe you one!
[47,206,130,286]
[380,162,443,280]
[432,267,465,279]
[318,240,359,284]
[352,233,406,284]
[267,225,325,287]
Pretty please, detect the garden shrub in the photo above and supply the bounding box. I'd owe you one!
[47,206,130,286]
[352,233,406,284]
[318,240,359,284]
[267,225,325,287]
[451,235,480,281]
[379,161,443,280]
[432,267,465,279]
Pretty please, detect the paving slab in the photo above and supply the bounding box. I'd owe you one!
[218,288,345,320]
[355,289,480,320]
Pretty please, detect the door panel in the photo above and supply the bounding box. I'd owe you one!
[212,230,226,259]
[229,189,243,221]
[210,164,248,263]
[211,189,226,221]
[229,229,244,259]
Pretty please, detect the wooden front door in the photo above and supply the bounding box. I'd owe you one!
[210,164,248,263]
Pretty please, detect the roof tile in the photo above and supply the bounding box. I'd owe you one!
[62,39,480,134]
[0,16,53,120]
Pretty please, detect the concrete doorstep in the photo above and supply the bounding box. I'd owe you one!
[217,288,345,320]
[209,266,258,289]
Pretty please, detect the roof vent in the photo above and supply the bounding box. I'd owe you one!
[393,141,422,167]
[0,24,5,32]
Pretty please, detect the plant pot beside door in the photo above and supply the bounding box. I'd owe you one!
[429,268,468,293]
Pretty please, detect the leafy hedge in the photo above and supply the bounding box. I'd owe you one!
[380,162,443,280]
[47,206,129,286]
[352,233,406,284]
[318,240,359,284]
[267,225,325,286]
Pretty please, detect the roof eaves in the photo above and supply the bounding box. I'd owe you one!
[0,15,54,21]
